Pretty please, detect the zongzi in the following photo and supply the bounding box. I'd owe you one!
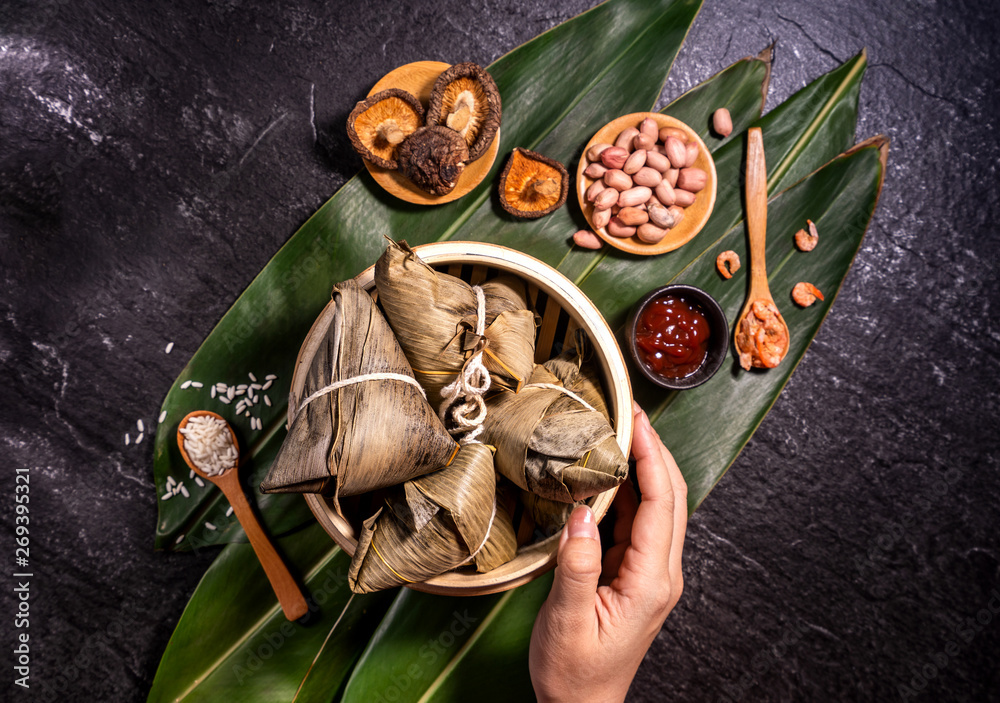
[482,364,628,503]
[260,279,458,504]
[373,240,537,415]
[348,442,508,593]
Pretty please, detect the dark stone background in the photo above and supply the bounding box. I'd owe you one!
[2,0,998,701]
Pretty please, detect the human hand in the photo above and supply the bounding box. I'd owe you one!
[529,403,688,703]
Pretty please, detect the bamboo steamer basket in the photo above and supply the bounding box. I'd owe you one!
[290,241,633,596]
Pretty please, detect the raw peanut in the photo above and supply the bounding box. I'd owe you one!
[573,229,603,249]
[647,202,675,229]
[585,180,606,203]
[592,207,612,229]
[604,169,633,191]
[646,192,664,208]
[615,127,640,151]
[587,143,614,161]
[633,166,662,187]
[633,133,656,151]
[654,180,676,206]
[712,108,733,137]
[685,142,699,167]
[618,186,653,208]
[623,150,647,175]
[607,216,637,238]
[593,187,619,210]
[584,162,607,179]
[637,223,668,244]
[618,206,648,226]
[658,126,687,143]
[639,117,659,139]
[668,205,685,226]
[666,168,679,187]
[665,137,687,169]
[600,146,629,169]
[644,150,670,173]
[673,188,696,207]
[676,167,707,193]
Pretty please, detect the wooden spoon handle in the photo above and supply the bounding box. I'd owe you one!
[220,474,309,621]
[745,127,769,300]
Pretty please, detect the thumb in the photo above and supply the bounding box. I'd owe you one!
[547,505,602,627]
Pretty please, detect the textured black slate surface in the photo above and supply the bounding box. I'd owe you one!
[2,0,999,701]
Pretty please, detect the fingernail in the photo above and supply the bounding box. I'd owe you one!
[632,400,642,415]
[567,505,598,540]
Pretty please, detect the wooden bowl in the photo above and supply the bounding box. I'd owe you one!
[576,112,717,256]
[364,61,501,205]
[291,242,633,596]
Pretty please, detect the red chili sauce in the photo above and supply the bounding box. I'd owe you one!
[634,294,711,379]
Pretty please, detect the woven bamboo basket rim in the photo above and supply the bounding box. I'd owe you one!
[291,241,633,596]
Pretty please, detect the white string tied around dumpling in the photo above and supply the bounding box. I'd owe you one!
[297,372,427,415]
[439,285,491,444]
[521,382,598,414]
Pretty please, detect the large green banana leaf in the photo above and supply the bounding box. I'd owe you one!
[153,0,705,552]
[151,8,888,697]
[147,524,396,703]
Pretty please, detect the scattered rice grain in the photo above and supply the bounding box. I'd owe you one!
[191,381,203,389]
[125,433,131,446]
[264,395,271,407]
[205,522,217,531]
[175,534,185,544]
[265,374,276,380]
[227,387,235,400]
[161,492,172,501]
[219,396,232,405]
[248,372,257,382]
[211,387,217,398]
[136,432,144,445]
[180,484,190,498]
[194,477,205,487]
[137,419,144,432]
[262,380,273,390]
[226,506,234,517]
[251,383,262,390]
[181,380,192,389]
[158,410,167,424]
[165,342,174,354]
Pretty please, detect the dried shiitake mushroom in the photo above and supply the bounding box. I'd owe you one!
[397,126,470,196]
[347,88,425,169]
[499,148,569,218]
[426,62,501,163]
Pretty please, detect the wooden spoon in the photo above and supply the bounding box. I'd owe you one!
[733,127,790,370]
[177,410,309,621]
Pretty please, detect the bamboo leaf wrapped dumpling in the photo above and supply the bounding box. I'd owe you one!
[482,364,628,503]
[373,240,537,413]
[259,279,458,503]
[348,443,516,593]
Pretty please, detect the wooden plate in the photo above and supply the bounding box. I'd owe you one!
[576,112,717,255]
[364,61,501,205]
[291,242,633,596]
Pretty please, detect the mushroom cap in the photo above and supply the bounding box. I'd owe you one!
[397,126,470,196]
[499,148,569,218]
[426,62,502,163]
[347,88,425,170]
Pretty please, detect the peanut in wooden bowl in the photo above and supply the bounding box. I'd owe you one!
[576,112,717,256]
[364,61,501,206]
[291,242,633,596]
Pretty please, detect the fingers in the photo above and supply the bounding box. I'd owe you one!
[547,505,602,631]
[610,404,685,604]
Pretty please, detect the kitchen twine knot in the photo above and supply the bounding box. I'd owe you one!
[439,285,491,444]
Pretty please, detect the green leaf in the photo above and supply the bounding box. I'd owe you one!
[152,0,706,551]
[645,136,890,510]
[341,576,551,703]
[569,49,869,320]
[148,523,395,703]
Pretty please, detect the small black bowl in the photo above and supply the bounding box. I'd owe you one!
[626,284,729,391]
